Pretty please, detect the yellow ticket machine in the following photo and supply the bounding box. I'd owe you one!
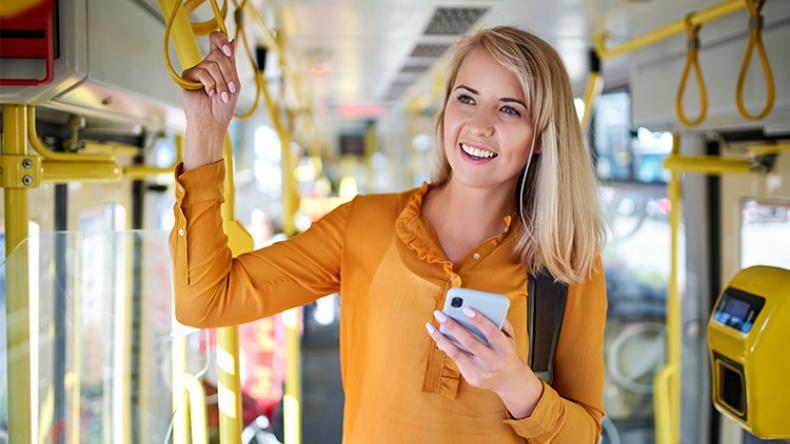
[707,266,790,439]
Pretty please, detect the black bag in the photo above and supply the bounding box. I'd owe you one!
[527,270,568,385]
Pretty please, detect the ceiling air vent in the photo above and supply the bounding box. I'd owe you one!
[423,7,489,36]
[400,64,431,74]
[410,43,452,58]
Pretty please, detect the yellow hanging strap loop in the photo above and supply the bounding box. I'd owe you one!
[232,0,263,120]
[676,13,708,127]
[736,0,774,120]
[163,0,228,90]
[187,0,228,36]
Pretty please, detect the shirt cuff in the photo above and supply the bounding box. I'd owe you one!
[174,160,225,205]
[503,379,563,438]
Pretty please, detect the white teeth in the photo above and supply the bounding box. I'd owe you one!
[461,143,496,159]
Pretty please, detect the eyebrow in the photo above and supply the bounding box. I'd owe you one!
[454,84,528,109]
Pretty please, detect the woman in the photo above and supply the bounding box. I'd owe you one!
[171,26,607,443]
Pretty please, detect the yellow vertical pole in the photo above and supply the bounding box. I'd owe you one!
[158,1,250,442]
[655,133,682,444]
[3,104,32,443]
[276,30,302,444]
[581,71,603,131]
[171,134,190,444]
[171,327,190,444]
[364,123,377,191]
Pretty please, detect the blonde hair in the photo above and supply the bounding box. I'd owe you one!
[433,26,605,284]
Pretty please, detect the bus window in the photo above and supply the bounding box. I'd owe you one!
[740,199,790,269]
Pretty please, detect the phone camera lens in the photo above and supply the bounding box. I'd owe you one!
[451,297,463,308]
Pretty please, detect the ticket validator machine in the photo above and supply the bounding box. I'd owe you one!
[707,266,790,439]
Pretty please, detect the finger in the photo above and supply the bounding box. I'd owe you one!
[209,31,233,57]
[425,323,476,368]
[183,66,216,96]
[502,319,515,338]
[206,51,238,94]
[201,61,230,103]
[434,311,496,361]
[461,308,505,348]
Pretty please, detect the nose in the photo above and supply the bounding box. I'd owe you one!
[467,108,495,138]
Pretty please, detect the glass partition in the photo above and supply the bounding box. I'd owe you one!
[599,184,685,443]
[1,230,208,444]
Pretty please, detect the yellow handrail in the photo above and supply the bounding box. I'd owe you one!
[747,143,790,156]
[594,0,746,61]
[736,0,774,120]
[653,365,677,444]
[581,71,603,131]
[28,106,183,181]
[27,107,114,162]
[654,133,683,444]
[675,13,708,127]
[3,103,33,444]
[41,161,122,183]
[184,374,209,444]
[663,155,752,175]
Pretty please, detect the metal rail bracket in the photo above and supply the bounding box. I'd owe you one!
[1,154,41,188]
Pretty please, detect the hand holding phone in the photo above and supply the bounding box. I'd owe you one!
[439,287,510,352]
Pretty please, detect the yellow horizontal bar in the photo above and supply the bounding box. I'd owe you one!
[41,161,122,183]
[662,155,752,174]
[747,143,790,156]
[595,0,745,60]
[123,165,174,180]
[82,142,141,157]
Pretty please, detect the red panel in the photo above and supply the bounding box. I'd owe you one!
[0,0,55,85]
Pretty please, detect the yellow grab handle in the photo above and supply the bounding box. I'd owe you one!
[187,0,228,36]
[736,0,774,120]
[232,0,263,119]
[675,13,708,127]
[163,0,228,90]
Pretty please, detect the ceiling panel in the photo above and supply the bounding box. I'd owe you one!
[278,0,645,122]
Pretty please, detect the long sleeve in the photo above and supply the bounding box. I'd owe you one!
[504,257,608,443]
[169,160,354,328]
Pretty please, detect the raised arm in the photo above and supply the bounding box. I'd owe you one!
[170,31,352,328]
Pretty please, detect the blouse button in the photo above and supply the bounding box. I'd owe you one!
[473,253,481,260]
[178,228,185,236]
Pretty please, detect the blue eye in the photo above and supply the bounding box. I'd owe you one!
[501,105,520,117]
[458,95,475,105]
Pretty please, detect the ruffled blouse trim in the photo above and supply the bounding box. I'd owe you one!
[395,182,452,268]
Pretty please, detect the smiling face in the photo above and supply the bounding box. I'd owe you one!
[442,49,536,191]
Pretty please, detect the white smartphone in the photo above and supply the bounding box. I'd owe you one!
[439,287,511,352]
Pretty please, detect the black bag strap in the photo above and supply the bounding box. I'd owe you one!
[527,270,568,385]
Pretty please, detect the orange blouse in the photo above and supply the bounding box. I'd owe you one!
[170,160,607,443]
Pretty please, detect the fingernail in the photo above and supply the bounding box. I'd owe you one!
[433,310,447,323]
[463,308,475,318]
[208,89,215,97]
[425,322,436,334]
[229,81,236,94]
[222,45,232,57]
[221,91,229,103]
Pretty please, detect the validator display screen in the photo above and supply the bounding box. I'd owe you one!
[713,287,765,334]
